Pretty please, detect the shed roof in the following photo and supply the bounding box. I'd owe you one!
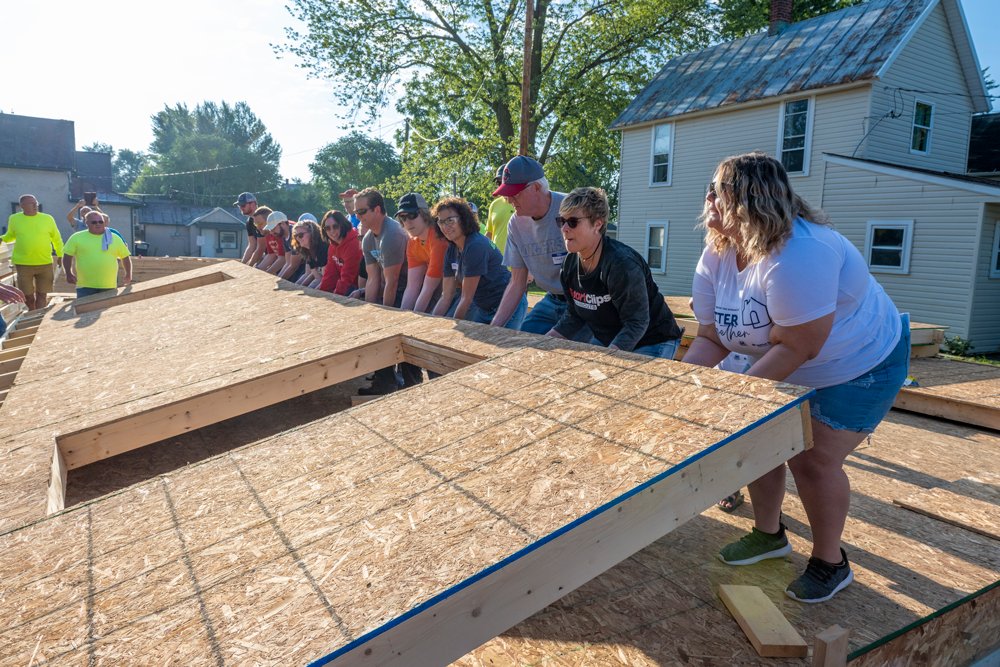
[190,207,246,229]
[69,177,141,207]
[968,112,1000,174]
[138,202,244,226]
[611,0,989,129]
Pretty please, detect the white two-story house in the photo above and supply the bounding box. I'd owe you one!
[612,0,1000,350]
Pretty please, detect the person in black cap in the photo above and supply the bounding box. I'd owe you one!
[490,155,591,342]
[236,193,265,266]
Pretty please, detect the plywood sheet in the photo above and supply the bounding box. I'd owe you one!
[894,473,1000,541]
[0,260,812,666]
[896,358,1000,429]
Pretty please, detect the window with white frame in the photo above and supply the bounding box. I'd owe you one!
[650,124,672,185]
[990,223,1000,279]
[865,219,914,274]
[219,231,238,249]
[645,222,668,273]
[778,99,812,175]
[910,101,933,154]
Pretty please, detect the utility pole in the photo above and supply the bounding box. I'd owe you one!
[453,174,457,196]
[519,0,534,157]
[402,118,411,164]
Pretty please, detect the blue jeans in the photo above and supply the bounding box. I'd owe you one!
[468,294,527,330]
[76,287,114,298]
[0,315,6,337]
[810,314,910,434]
[521,293,593,342]
[633,338,682,360]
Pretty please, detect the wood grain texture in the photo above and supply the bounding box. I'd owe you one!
[895,358,1000,429]
[719,585,808,658]
[813,624,849,667]
[893,473,1000,541]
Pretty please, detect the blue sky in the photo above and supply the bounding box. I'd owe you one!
[1,0,996,183]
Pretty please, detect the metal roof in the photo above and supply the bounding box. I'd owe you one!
[69,177,141,207]
[611,0,988,129]
[138,202,244,226]
[968,113,1000,174]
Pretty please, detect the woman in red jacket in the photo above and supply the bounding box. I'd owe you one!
[318,210,362,295]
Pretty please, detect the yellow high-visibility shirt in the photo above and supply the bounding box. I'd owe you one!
[1,212,64,264]
[63,231,129,289]
[486,198,514,255]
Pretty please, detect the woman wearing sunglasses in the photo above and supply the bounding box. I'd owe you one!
[397,193,450,313]
[432,196,526,328]
[684,151,907,603]
[317,210,363,296]
[545,187,682,358]
[291,219,328,289]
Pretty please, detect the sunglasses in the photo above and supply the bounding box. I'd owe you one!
[555,216,589,229]
[708,181,735,196]
[396,211,420,222]
[294,232,307,239]
[437,215,460,228]
[354,207,369,217]
[323,223,337,231]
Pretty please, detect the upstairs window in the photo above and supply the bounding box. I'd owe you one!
[650,124,673,186]
[990,223,1000,279]
[645,222,668,274]
[865,220,914,274]
[778,99,812,175]
[910,101,934,154]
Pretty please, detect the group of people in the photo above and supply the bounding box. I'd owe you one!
[0,150,909,605]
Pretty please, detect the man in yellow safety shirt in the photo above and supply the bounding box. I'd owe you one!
[1,194,64,310]
[62,210,132,298]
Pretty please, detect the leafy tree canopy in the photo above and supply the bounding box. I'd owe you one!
[82,142,148,194]
[131,101,282,207]
[714,0,865,40]
[280,0,713,209]
[309,132,402,213]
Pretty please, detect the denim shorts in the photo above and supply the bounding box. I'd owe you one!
[810,315,910,434]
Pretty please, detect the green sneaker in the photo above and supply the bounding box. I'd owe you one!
[717,523,793,565]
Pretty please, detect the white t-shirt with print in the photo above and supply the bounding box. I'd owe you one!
[692,218,901,389]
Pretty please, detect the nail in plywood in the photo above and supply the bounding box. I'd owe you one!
[718,584,808,658]
[893,472,1000,541]
[814,624,849,667]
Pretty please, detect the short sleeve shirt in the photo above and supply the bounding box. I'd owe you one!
[264,233,284,256]
[501,192,567,295]
[486,198,514,254]
[309,241,330,270]
[281,231,299,256]
[63,231,130,289]
[443,232,510,312]
[362,217,409,297]
[246,216,264,239]
[406,233,449,279]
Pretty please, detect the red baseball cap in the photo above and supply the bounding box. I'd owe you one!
[338,189,359,199]
[492,156,545,197]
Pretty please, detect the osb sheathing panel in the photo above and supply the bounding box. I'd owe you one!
[0,260,812,666]
[903,358,1000,404]
[453,410,1000,667]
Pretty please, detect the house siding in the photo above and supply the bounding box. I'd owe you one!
[968,203,1000,352]
[617,86,870,296]
[865,2,973,172]
[821,161,984,337]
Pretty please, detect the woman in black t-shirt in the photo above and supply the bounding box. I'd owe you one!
[546,187,682,358]
[291,220,329,289]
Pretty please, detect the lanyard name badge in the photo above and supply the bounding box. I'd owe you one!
[552,252,568,265]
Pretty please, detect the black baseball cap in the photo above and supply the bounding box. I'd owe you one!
[397,193,429,213]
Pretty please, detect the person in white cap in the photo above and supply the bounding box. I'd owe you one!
[262,211,305,282]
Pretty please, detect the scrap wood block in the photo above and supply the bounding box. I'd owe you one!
[813,624,849,667]
[719,585,808,658]
[893,472,1000,541]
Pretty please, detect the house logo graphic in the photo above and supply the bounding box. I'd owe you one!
[741,297,772,329]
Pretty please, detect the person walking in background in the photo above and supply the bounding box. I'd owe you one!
[2,195,63,311]
[62,210,131,298]
[398,193,449,313]
[236,193,266,266]
[432,197,525,328]
[291,219,328,289]
[318,211,362,296]
[485,164,514,254]
[489,156,591,342]
[545,187,682,358]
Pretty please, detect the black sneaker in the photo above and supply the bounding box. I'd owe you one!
[717,523,792,565]
[785,548,854,603]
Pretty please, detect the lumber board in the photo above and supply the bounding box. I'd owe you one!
[46,445,68,515]
[351,395,380,406]
[0,345,28,362]
[0,370,15,391]
[73,271,232,314]
[718,584,808,658]
[7,325,38,340]
[814,624,849,667]
[893,473,1000,541]
[894,391,1000,430]
[56,336,407,471]
[0,389,7,405]
[1,334,33,350]
[0,355,25,376]
[910,343,940,358]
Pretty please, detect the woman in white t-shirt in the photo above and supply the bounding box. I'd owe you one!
[685,151,909,604]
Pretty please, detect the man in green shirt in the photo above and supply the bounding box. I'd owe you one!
[1,195,64,310]
[62,211,132,298]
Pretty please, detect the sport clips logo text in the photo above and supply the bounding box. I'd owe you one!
[571,288,611,311]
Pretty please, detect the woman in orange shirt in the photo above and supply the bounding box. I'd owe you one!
[398,193,450,313]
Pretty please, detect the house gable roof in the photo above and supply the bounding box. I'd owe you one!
[824,153,1000,197]
[611,0,989,130]
[189,207,246,228]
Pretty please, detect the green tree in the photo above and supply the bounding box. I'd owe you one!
[82,142,148,193]
[714,0,866,40]
[132,101,282,207]
[280,0,713,208]
[309,132,402,211]
[266,179,333,222]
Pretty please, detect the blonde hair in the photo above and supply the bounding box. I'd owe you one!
[560,187,610,235]
[700,151,830,262]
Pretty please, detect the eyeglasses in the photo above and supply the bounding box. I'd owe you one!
[555,216,589,229]
[708,181,734,196]
[86,218,105,224]
[294,232,307,239]
[396,211,420,222]
[355,207,369,217]
[323,223,337,231]
[437,215,460,228]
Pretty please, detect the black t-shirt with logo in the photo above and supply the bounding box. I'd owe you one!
[554,236,682,351]
[246,215,264,239]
